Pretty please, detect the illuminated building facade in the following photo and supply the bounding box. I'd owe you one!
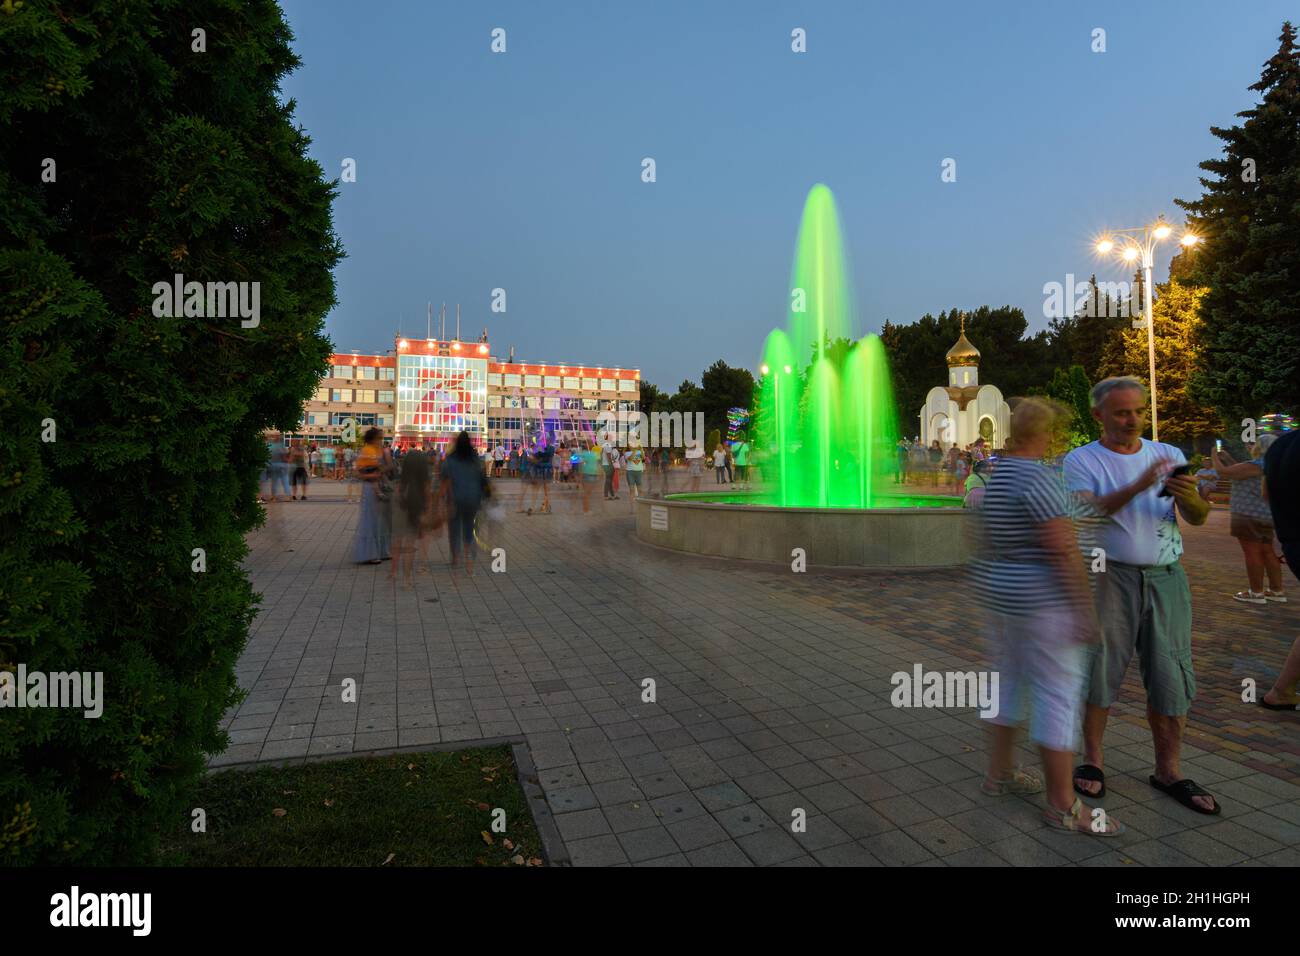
[287,336,639,450]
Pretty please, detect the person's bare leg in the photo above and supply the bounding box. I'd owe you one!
[1261,542,1283,591]
[985,723,1017,788]
[1040,746,1076,813]
[1150,708,1215,812]
[1074,704,1108,796]
[1264,637,1300,705]
[1241,539,1265,592]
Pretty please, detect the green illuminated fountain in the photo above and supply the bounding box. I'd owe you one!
[754,184,901,508]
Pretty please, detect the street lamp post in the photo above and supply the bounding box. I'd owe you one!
[1095,217,1200,443]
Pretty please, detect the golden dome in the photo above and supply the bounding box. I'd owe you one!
[945,314,980,367]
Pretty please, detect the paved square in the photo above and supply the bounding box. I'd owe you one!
[220,476,1300,866]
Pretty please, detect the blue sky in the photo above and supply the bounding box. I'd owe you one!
[279,0,1291,389]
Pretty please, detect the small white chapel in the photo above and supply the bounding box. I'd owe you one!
[917,314,1010,450]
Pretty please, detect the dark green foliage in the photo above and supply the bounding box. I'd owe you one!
[699,359,755,439]
[0,0,341,863]
[1175,21,1300,422]
[881,306,1053,432]
[1046,365,1100,447]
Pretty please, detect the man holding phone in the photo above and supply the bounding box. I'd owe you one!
[1063,376,1216,815]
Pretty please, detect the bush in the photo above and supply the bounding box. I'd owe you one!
[0,0,341,864]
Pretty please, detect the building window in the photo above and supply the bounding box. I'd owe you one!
[314,387,329,402]
[563,376,580,390]
[544,397,560,410]
[504,373,521,387]
[332,364,353,379]
[582,398,599,411]
[618,379,637,392]
[331,389,351,402]
[600,378,617,391]
[378,390,395,404]
[379,366,396,380]
[489,373,503,387]
[524,374,541,388]
[488,394,503,407]
[543,375,560,389]
[355,389,376,403]
[561,397,581,410]
[581,378,598,391]
[356,366,376,380]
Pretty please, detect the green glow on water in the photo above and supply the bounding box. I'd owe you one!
[667,493,963,509]
[756,185,901,508]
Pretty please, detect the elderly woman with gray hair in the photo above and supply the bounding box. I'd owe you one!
[1213,433,1286,605]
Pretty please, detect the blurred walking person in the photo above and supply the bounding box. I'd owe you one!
[390,450,431,588]
[441,431,487,574]
[973,398,1121,835]
[351,428,393,564]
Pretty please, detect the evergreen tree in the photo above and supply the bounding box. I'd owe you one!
[0,1,341,862]
[1175,21,1300,422]
[1098,278,1221,446]
[1045,365,1100,448]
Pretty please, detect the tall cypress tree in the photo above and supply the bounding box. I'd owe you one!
[1,1,341,862]
[1175,22,1300,423]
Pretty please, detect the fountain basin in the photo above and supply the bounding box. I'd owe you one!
[634,492,972,568]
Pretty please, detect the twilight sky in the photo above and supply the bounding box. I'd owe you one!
[278,0,1290,390]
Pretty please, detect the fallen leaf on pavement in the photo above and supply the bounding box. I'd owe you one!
[381,853,395,866]
[481,831,494,845]
[272,808,287,817]
[511,854,525,866]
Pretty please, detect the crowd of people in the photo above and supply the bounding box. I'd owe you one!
[894,435,993,494]
[968,375,1296,836]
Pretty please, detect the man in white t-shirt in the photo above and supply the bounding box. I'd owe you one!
[1063,376,1216,815]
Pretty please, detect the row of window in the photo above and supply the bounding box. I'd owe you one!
[302,412,392,427]
[486,396,641,411]
[322,365,638,392]
[315,388,396,404]
[490,373,637,392]
[330,364,397,381]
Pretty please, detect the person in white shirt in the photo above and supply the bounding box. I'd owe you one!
[712,443,728,484]
[1063,376,1216,816]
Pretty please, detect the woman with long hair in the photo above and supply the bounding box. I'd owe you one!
[351,427,393,564]
[390,450,431,587]
[440,431,487,574]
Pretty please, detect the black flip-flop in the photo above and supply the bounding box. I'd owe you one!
[1072,763,1106,798]
[1149,776,1221,815]
[1258,697,1299,711]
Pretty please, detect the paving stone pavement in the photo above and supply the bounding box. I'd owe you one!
[218,474,1300,867]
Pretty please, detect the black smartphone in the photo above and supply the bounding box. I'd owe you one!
[1158,463,1193,496]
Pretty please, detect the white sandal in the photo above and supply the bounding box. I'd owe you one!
[1233,590,1267,604]
[981,766,1044,796]
[1043,797,1125,837]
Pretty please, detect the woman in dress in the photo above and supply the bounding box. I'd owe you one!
[351,428,393,564]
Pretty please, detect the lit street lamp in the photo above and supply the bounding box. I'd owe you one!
[1094,217,1200,442]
